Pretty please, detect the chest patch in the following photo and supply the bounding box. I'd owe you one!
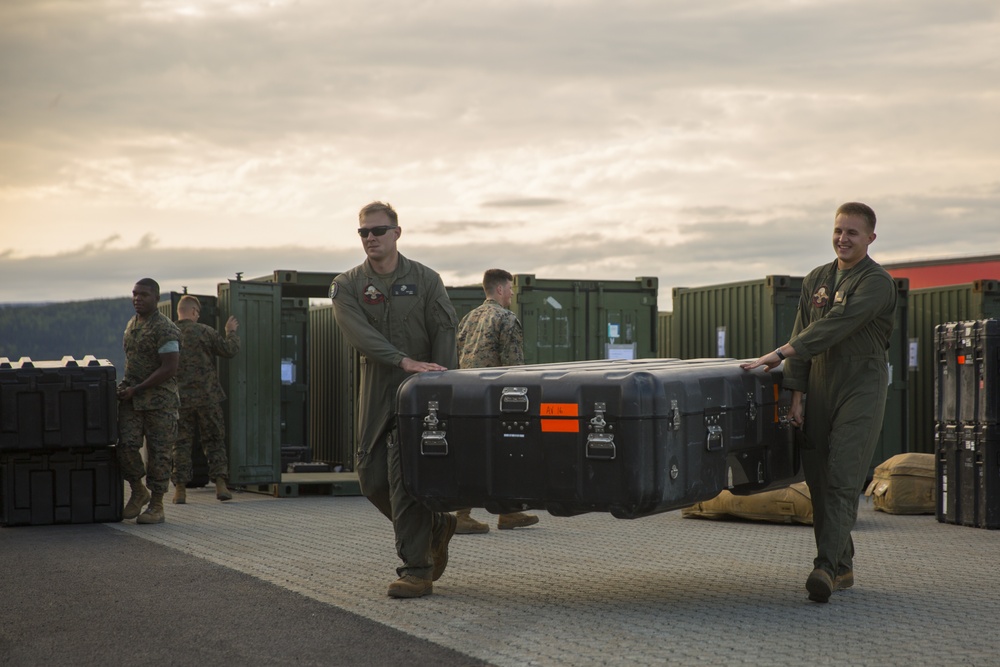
[834,290,847,306]
[392,284,418,297]
[363,284,386,305]
[812,285,830,309]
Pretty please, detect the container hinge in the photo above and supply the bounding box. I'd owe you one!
[669,400,681,431]
[586,433,616,460]
[420,431,448,456]
[590,402,607,432]
[746,393,757,422]
[500,387,529,413]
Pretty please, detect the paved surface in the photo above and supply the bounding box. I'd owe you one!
[4,483,1000,666]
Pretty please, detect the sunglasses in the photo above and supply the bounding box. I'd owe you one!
[357,225,397,238]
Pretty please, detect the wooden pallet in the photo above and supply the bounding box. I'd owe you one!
[245,472,361,498]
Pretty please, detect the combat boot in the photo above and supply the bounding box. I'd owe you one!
[123,480,150,520]
[137,492,165,524]
[834,569,854,591]
[387,575,432,599]
[430,512,458,581]
[806,567,834,603]
[172,485,187,504]
[215,477,233,501]
[498,512,539,530]
[454,508,489,534]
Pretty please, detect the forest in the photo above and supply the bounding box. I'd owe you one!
[0,298,134,373]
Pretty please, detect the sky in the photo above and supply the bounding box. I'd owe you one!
[1,0,998,309]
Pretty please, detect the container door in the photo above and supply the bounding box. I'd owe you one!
[218,280,282,485]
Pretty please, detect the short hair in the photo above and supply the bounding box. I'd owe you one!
[836,202,876,231]
[358,201,398,226]
[178,295,201,311]
[136,278,160,298]
[482,268,513,295]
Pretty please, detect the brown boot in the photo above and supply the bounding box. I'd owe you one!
[123,480,150,520]
[498,512,539,530]
[387,575,432,599]
[430,512,458,581]
[172,485,187,504]
[136,492,165,524]
[454,508,490,534]
[215,478,233,501]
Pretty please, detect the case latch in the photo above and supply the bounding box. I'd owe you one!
[669,399,681,431]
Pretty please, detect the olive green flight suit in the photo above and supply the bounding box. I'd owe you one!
[784,255,896,578]
[329,253,458,580]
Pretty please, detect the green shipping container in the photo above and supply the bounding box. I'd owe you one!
[308,303,359,470]
[906,280,1000,453]
[657,311,673,358]
[218,278,282,485]
[512,275,658,363]
[246,271,342,466]
[670,275,909,474]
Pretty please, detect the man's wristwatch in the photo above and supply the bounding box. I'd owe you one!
[774,348,786,361]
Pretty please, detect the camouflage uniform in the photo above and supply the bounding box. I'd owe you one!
[171,320,240,485]
[118,311,181,495]
[783,255,896,579]
[329,253,458,580]
[457,299,524,369]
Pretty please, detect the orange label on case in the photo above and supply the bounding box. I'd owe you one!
[540,403,579,417]
[541,419,579,433]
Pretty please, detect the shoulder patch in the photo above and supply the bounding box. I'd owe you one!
[329,282,339,301]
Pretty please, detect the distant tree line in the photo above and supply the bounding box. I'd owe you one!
[0,298,134,374]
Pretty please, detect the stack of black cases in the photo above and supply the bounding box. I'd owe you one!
[0,357,123,526]
[397,358,798,520]
[935,320,1000,528]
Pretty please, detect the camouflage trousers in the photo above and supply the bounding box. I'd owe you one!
[118,402,178,494]
[172,403,229,484]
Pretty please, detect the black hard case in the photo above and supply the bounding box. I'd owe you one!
[397,358,797,519]
[0,357,118,453]
[935,319,1000,426]
[1,447,124,526]
[936,423,1000,529]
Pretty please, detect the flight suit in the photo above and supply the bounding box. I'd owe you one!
[783,255,896,578]
[329,253,458,580]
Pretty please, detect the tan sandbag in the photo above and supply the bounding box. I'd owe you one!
[681,482,813,525]
[864,452,936,515]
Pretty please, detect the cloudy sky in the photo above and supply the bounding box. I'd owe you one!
[1,0,997,308]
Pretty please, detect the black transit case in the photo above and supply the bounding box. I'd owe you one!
[0,357,118,453]
[397,358,798,519]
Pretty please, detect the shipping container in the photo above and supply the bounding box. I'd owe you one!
[657,312,673,359]
[308,303,359,470]
[669,275,909,474]
[908,280,1000,453]
[157,291,219,326]
[246,271,342,470]
[511,275,658,363]
[885,254,1000,290]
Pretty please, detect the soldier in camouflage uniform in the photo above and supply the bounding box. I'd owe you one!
[330,201,459,599]
[453,269,539,534]
[170,295,240,504]
[742,203,896,603]
[117,278,181,525]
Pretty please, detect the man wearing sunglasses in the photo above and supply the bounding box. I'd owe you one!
[329,201,459,599]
